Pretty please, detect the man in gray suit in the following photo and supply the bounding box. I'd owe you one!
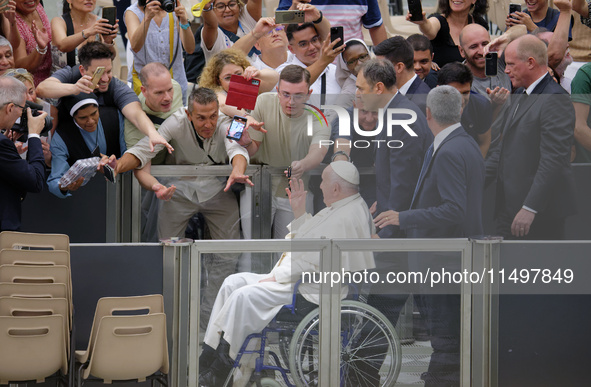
[374,86,485,387]
[374,86,485,237]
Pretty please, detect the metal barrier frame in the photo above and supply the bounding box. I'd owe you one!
[129,165,261,242]
[176,238,476,387]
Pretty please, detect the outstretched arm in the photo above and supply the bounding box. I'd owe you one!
[133,162,176,200]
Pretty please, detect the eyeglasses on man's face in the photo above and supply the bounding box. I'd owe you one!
[296,35,320,49]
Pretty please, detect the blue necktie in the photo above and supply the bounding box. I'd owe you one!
[410,143,434,209]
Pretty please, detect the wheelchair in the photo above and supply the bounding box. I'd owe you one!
[220,282,402,387]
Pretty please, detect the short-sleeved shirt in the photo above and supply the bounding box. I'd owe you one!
[200,7,257,62]
[525,7,573,40]
[51,66,139,109]
[471,57,511,149]
[277,0,383,42]
[570,62,591,162]
[124,79,184,165]
[249,92,330,196]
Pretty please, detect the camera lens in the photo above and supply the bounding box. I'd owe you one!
[160,0,175,13]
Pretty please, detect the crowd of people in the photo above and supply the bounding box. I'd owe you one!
[1,0,591,385]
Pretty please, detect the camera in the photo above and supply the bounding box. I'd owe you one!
[11,101,53,136]
[141,0,175,13]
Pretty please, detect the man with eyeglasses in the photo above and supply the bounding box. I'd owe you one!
[235,65,330,241]
[251,24,292,72]
[239,2,333,76]
[285,22,343,108]
[0,76,49,231]
[374,36,432,116]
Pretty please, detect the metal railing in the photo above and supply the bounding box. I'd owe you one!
[177,238,475,387]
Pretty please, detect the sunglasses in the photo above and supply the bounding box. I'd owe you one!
[2,68,30,77]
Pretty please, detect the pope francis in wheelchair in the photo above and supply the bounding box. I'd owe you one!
[199,161,401,387]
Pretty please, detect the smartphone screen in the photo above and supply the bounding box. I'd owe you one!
[509,3,521,14]
[102,6,117,27]
[227,116,247,141]
[408,0,424,22]
[485,52,498,77]
[330,27,344,49]
[90,66,105,89]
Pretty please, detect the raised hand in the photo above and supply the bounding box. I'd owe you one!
[32,20,50,51]
[153,182,176,200]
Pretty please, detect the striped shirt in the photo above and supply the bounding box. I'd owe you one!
[277,0,383,42]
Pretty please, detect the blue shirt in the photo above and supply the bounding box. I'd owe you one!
[525,7,573,40]
[47,113,126,198]
[277,0,382,42]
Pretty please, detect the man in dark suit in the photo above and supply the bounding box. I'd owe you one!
[496,34,576,240]
[374,85,485,237]
[374,36,432,115]
[0,77,48,231]
[356,59,433,239]
[353,57,433,386]
[374,86,485,387]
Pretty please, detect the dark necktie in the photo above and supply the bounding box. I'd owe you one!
[410,143,434,209]
[511,89,526,120]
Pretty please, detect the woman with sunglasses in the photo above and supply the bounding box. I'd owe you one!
[199,0,261,61]
[51,0,119,73]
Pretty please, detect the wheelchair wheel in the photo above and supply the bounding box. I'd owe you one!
[288,300,401,387]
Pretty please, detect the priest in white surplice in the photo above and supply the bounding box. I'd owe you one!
[198,161,376,386]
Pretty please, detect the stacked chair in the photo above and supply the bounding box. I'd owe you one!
[0,231,170,386]
[76,294,169,386]
[0,231,72,385]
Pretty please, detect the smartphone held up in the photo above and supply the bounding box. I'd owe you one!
[275,10,305,24]
[227,116,247,141]
[407,0,424,22]
[330,26,344,49]
[485,52,498,77]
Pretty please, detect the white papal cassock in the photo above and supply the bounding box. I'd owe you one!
[203,193,376,359]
